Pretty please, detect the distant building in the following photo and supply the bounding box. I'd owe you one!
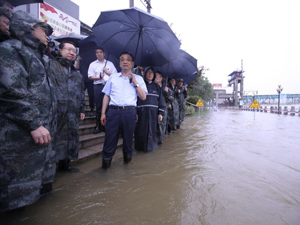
[228,70,244,107]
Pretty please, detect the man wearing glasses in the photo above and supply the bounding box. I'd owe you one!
[48,41,86,173]
[100,52,147,169]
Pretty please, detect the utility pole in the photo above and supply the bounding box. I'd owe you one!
[145,0,151,13]
[129,0,134,7]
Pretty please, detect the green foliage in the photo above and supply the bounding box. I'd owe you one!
[187,95,200,105]
[187,66,214,103]
[185,105,195,115]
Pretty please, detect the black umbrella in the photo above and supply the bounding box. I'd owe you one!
[7,0,43,7]
[54,33,87,48]
[78,35,121,77]
[154,50,198,84]
[92,7,181,67]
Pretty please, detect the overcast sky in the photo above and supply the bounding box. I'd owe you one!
[71,0,300,95]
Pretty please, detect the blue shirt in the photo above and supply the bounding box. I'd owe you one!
[102,73,148,106]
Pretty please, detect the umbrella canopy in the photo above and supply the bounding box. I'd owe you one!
[54,33,87,48]
[7,0,43,7]
[78,34,121,77]
[154,50,198,84]
[92,7,181,67]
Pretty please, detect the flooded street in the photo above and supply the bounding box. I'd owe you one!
[2,110,300,225]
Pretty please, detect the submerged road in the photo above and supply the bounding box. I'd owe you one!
[1,109,300,225]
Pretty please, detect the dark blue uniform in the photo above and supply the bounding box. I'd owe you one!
[135,81,166,152]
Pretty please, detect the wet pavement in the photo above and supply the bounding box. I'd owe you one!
[1,109,300,225]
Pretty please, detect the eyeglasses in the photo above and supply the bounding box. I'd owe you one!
[63,48,77,54]
[120,57,133,62]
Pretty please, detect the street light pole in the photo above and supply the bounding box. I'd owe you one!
[129,0,134,7]
[276,85,283,114]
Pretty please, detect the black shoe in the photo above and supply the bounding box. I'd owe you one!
[123,154,132,164]
[93,127,100,134]
[41,182,52,195]
[102,159,112,169]
[176,125,180,129]
[167,125,171,133]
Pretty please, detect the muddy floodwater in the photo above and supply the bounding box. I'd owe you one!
[1,110,300,225]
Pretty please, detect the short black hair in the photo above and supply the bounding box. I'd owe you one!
[119,51,134,62]
[95,47,105,53]
[58,41,76,50]
[155,71,163,76]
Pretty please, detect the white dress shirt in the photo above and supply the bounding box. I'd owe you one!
[87,59,117,84]
[102,73,148,106]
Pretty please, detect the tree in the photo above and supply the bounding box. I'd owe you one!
[188,66,214,102]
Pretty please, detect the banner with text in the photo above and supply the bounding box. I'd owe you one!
[39,3,80,37]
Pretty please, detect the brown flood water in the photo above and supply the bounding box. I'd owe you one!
[1,109,300,225]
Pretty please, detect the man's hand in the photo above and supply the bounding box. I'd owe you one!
[30,126,51,146]
[103,67,108,75]
[101,113,106,126]
[80,113,85,120]
[130,72,137,84]
[158,114,163,122]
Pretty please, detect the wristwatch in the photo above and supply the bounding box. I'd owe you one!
[134,83,140,88]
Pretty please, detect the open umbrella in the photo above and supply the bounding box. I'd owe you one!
[54,33,87,48]
[154,50,198,84]
[7,0,43,7]
[92,7,181,67]
[78,35,121,77]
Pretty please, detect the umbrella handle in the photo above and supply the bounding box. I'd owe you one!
[103,53,109,74]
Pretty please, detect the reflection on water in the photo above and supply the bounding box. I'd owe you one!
[1,110,300,225]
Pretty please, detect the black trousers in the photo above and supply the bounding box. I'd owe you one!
[85,81,94,111]
[94,84,105,116]
[102,108,136,160]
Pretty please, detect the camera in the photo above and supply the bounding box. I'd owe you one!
[48,41,55,48]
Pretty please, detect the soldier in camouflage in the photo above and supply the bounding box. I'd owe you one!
[175,78,188,129]
[0,7,11,42]
[48,41,85,172]
[155,71,173,144]
[0,11,56,212]
[167,78,180,132]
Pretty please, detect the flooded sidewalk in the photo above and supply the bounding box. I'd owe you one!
[1,110,300,225]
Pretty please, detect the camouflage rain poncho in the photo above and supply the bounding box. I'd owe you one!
[0,11,56,212]
[48,53,85,161]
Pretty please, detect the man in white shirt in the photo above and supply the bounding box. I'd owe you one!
[100,52,148,169]
[88,47,117,134]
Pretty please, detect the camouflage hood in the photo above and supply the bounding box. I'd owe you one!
[9,10,49,51]
[0,7,12,19]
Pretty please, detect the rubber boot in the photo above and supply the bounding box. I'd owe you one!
[123,153,132,164]
[102,158,112,169]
